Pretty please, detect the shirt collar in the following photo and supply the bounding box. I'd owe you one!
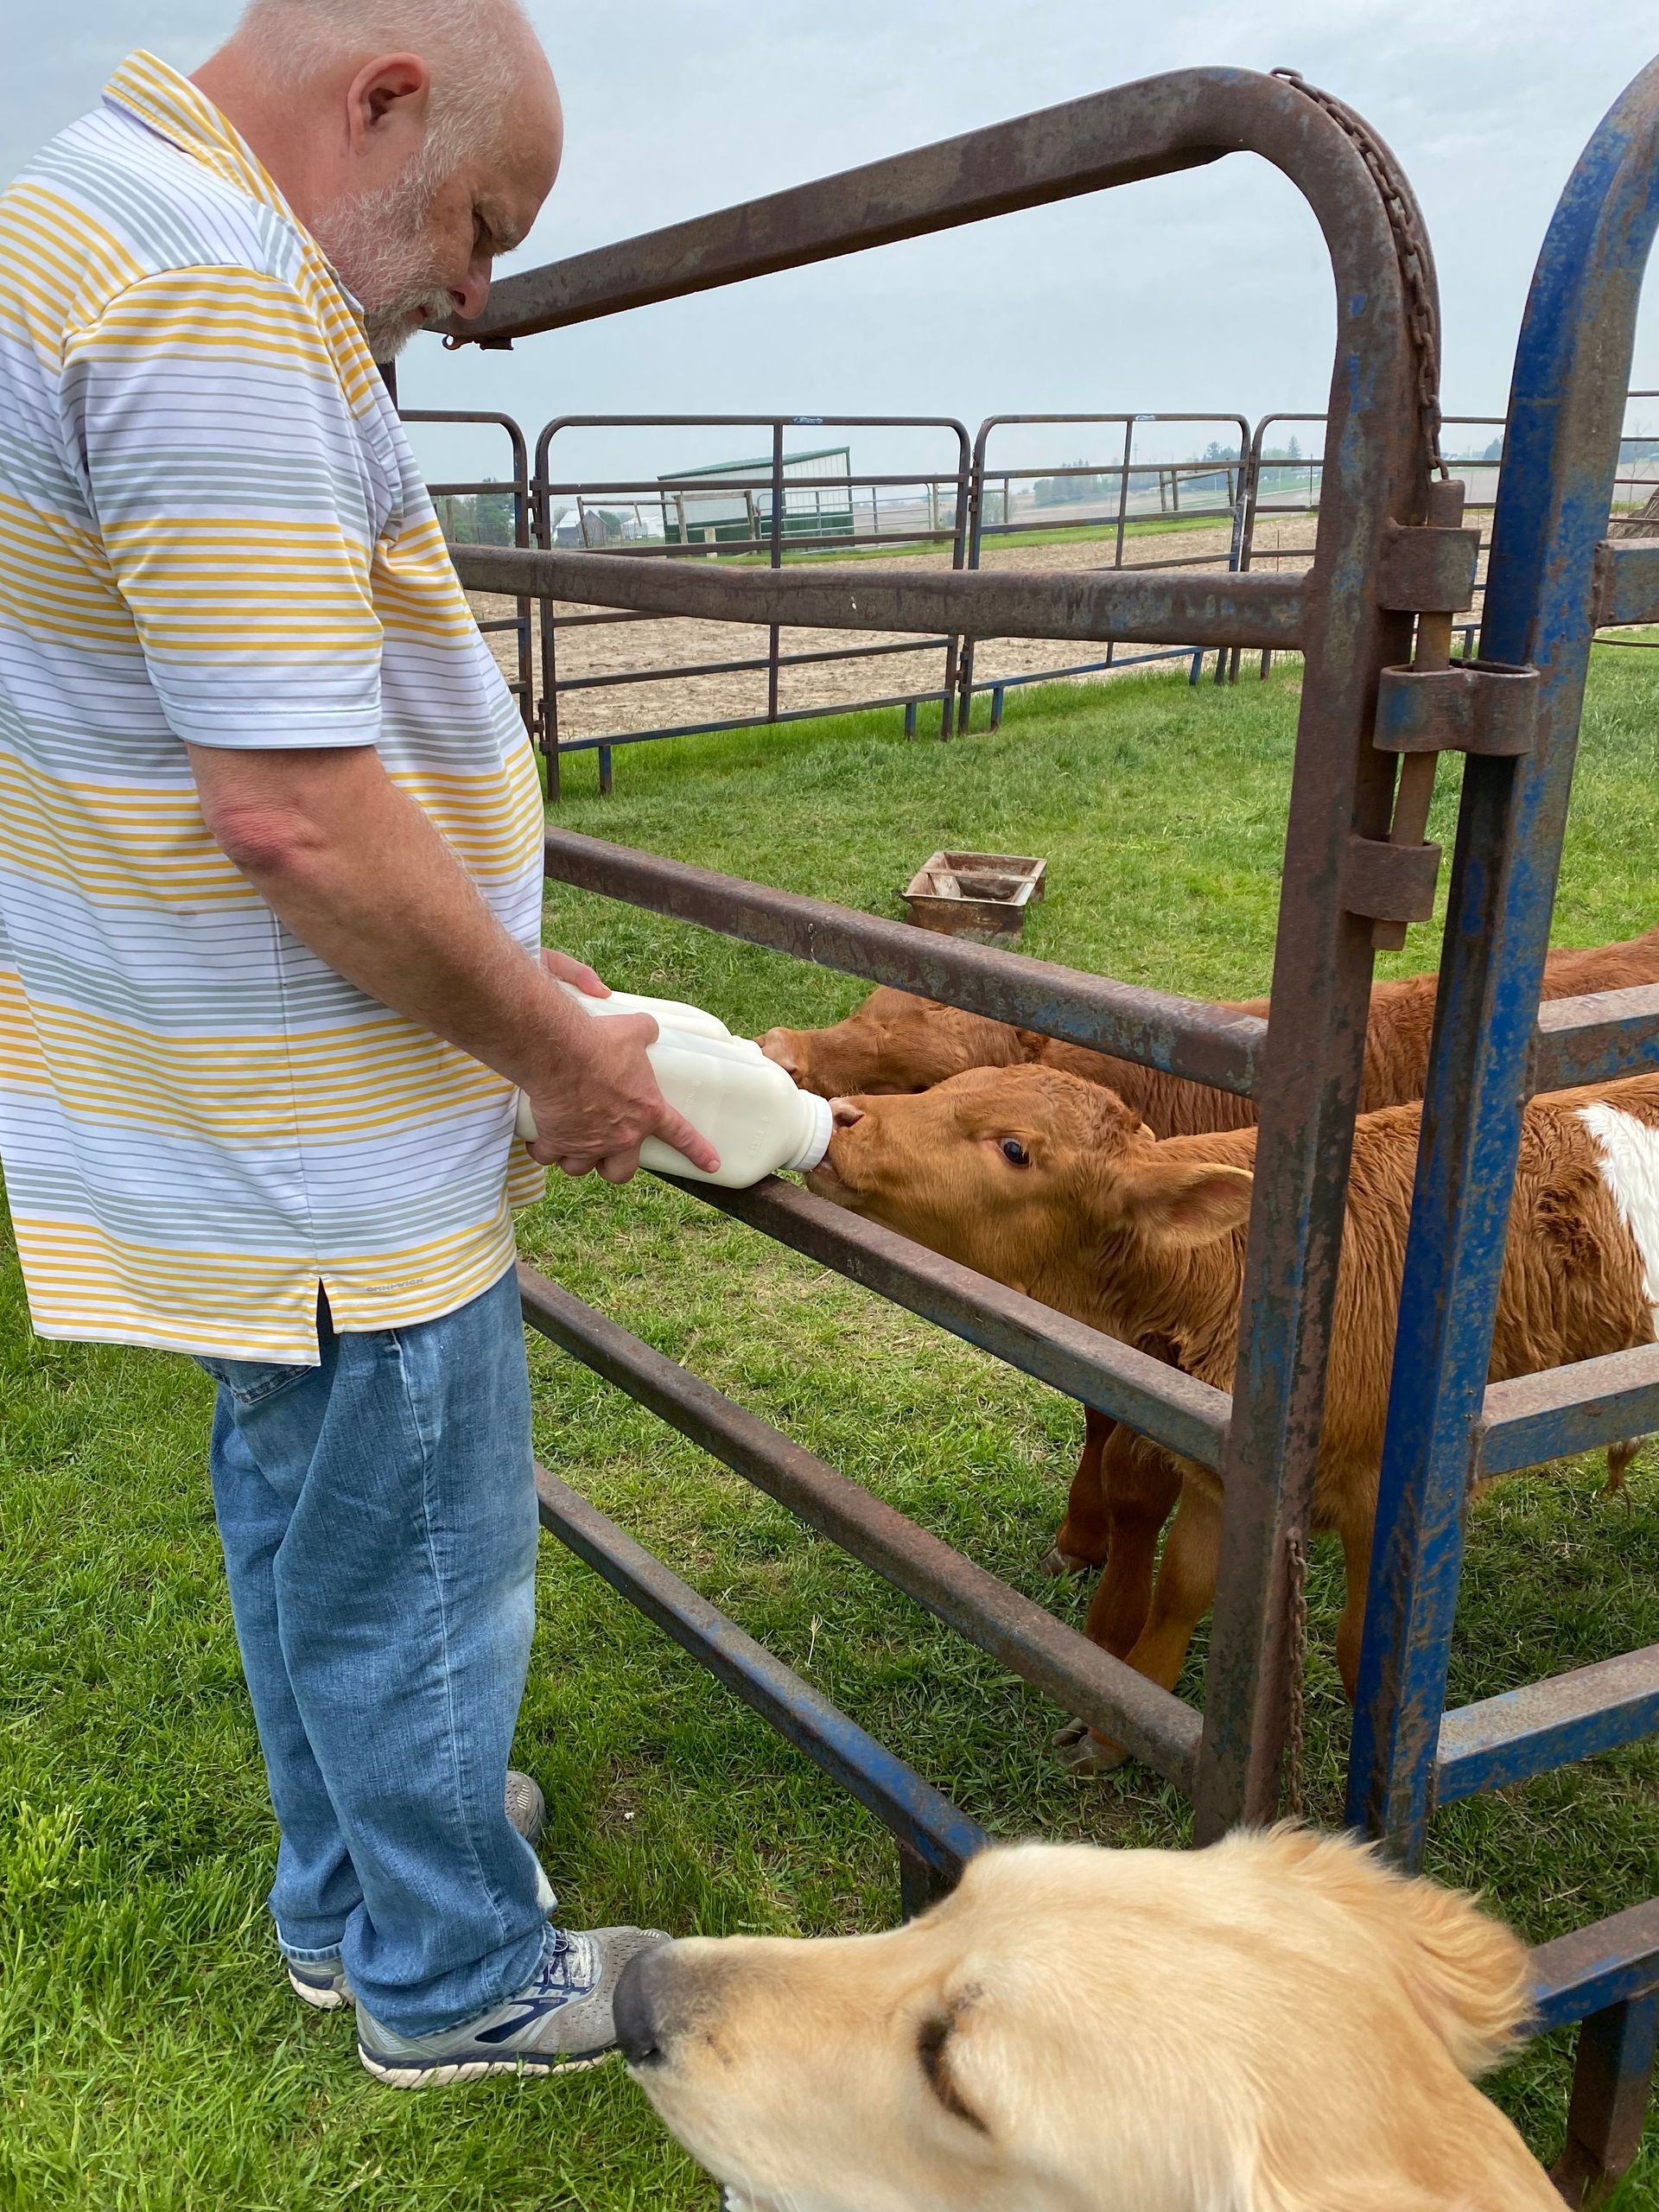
[103,49,295,222]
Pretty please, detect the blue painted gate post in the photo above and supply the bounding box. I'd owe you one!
[1345,57,1659,2205]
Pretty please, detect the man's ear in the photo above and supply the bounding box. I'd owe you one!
[1117,1156,1254,1246]
[348,54,431,148]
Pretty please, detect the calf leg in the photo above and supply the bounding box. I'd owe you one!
[1056,1477,1221,1774]
[1081,1432,1186,1657]
[1043,1406,1115,1576]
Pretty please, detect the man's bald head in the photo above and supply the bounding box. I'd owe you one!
[198,0,562,358]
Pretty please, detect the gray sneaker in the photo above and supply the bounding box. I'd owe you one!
[504,1769,546,1847]
[357,1924,670,2087]
[286,1771,550,2012]
[288,1955,353,2011]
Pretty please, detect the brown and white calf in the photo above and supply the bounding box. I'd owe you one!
[767,929,1659,1619]
[809,1065,1659,1762]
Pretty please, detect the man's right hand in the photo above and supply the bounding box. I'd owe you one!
[522,1011,721,1185]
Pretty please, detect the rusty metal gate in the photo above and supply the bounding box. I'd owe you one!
[525,414,974,795]
[956,410,1252,725]
[432,57,1659,2192]
[399,408,536,730]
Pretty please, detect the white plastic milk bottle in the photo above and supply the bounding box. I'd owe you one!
[516,991,833,1189]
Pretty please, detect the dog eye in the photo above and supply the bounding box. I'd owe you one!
[1000,1138,1030,1166]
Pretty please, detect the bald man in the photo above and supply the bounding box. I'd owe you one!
[0,0,713,2084]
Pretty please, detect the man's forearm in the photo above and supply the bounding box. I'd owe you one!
[188,741,582,1087]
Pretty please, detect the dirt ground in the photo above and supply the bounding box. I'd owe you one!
[467,513,1325,744]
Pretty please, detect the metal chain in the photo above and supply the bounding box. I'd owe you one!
[1271,67,1448,484]
[1282,1531,1311,1820]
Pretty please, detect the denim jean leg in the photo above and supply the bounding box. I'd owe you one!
[271,1267,546,2035]
[207,1336,365,1958]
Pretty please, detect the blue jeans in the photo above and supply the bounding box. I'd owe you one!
[199,1268,549,2035]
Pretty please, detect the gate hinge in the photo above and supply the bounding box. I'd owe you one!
[1377,519,1480,613]
[1380,654,1548,760]
[1344,833,1443,926]
[1373,659,1540,758]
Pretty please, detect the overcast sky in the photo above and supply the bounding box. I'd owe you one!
[11,4,1659,486]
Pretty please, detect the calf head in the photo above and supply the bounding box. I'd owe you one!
[808,1065,1255,1321]
[758,987,1031,1098]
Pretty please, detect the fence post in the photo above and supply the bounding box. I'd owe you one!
[1554,1994,1659,2205]
[768,422,785,724]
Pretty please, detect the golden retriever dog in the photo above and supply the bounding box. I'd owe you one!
[614,1826,1556,2211]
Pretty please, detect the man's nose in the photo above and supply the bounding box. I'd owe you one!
[449,265,492,321]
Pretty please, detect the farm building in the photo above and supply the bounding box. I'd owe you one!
[659,443,856,550]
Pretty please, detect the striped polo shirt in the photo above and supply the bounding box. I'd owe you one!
[0,52,546,1362]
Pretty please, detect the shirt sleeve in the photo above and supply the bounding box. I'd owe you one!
[59,264,385,749]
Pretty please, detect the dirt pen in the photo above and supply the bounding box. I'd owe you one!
[415,56,1659,2196]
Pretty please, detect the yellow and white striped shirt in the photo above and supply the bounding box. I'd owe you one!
[0,52,546,1361]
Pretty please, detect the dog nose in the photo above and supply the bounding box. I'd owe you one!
[613,1943,671,2067]
[830,1097,864,1128]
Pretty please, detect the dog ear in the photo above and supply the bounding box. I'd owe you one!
[1257,1827,1532,2079]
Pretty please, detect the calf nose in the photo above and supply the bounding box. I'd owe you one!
[613,1942,673,2068]
[757,1028,799,1074]
[830,1097,864,1128]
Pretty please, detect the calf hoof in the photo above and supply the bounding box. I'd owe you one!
[1039,1546,1099,1579]
[1052,1716,1131,1774]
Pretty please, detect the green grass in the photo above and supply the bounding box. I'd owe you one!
[5,655,1659,2206]
[709,508,1234,565]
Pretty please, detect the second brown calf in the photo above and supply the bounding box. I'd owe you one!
[767,931,1659,1657]
[810,1065,1659,1766]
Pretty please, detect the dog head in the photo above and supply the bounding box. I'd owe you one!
[615,1828,1541,2212]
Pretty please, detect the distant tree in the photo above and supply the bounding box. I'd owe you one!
[1287,434,1302,461]
[474,482,516,546]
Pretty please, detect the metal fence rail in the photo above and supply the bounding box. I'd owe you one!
[400,409,535,729]
[427,54,1659,2192]
[957,411,1252,725]
[525,415,972,795]
[1237,410,1505,677]
[1341,55,1659,2201]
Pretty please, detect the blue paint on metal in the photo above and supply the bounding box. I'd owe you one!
[1347,54,1659,1902]
[1532,1903,1659,2035]
[1436,1646,1659,1804]
[535,1460,990,1891]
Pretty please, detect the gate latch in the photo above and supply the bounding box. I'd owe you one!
[1357,479,1526,950]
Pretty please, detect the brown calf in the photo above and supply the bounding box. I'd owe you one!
[758,927,1659,1123]
[767,929,1659,1625]
[809,1065,1659,1764]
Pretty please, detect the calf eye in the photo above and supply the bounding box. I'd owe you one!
[1000,1138,1030,1166]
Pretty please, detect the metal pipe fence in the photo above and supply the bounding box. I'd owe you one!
[525,415,972,796]
[399,410,536,731]
[957,411,1252,727]
[438,60,1429,1870]
[422,56,1659,2189]
[1238,410,1506,678]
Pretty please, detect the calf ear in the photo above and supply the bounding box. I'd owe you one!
[1120,1158,1254,1246]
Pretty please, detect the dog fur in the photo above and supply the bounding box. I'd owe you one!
[620,1826,1556,2212]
